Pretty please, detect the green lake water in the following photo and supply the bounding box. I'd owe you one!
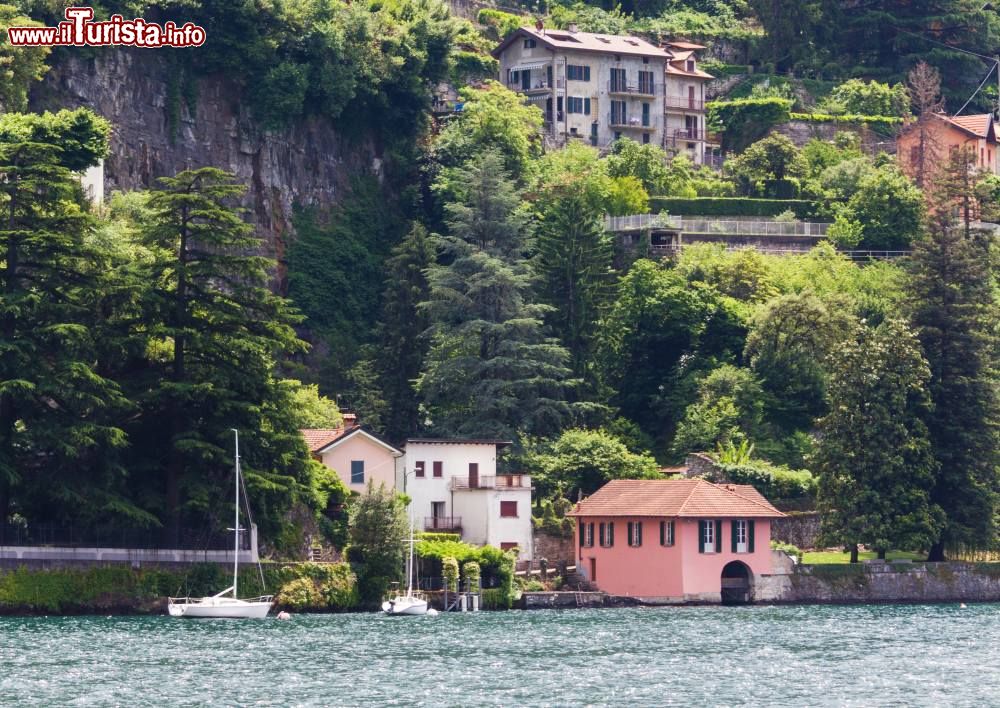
[1,604,996,706]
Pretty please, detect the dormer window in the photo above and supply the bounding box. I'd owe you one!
[686,59,695,72]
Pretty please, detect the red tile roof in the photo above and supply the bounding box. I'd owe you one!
[949,113,991,137]
[567,479,784,518]
[301,428,347,453]
[493,26,671,59]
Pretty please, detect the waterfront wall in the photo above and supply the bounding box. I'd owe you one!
[757,559,1000,603]
[770,512,821,548]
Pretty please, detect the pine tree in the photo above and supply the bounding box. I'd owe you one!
[374,223,433,441]
[815,320,943,561]
[534,186,614,381]
[0,109,130,538]
[134,167,309,544]
[908,184,1000,561]
[417,153,576,441]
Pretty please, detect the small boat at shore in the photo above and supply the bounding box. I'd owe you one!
[381,514,429,616]
[168,430,273,619]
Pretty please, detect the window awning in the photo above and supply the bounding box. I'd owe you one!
[525,94,549,104]
[510,60,550,72]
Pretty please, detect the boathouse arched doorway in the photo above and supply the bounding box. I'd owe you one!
[721,561,752,605]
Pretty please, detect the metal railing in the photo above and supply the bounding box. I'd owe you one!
[609,112,652,129]
[665,96,705,111]
[647,244,910,260]
[608,80,659,96]
[451,475,532,490]
[679,218,831,238]
[424,516,462,531]
[0,522,247,550]
[604,214,682,232]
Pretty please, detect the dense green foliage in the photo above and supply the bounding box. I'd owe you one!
[706,98,792,152]
[346,483,409,606]
[649,197,820,218]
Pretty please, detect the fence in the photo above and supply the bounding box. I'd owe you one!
[604,214,682,232]
[0,523,246,550]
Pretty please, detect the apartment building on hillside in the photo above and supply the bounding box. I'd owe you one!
[492,25,715,163]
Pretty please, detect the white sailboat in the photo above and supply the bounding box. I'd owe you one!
[381,513,430,616]
[168,430,274,619]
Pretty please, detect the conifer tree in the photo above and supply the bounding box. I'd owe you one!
[375,223,433,441]
[135,167,309,544]
[417,153,576,441]
[534,186,614,381]
[815,320,943,562]
[0,109,130,538]
[908,180,1000,561]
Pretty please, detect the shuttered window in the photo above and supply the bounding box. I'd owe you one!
[600,522,615,547]
[699,520,715,553]
[585,522,594,547]
[500,501,518,518]
[415,461,425,478]
[433,461,443,478]
[659,520,674,547]
[350,460,364,484]
[567,96,591,115]
[567,64,591,81]
[627,521,643,547]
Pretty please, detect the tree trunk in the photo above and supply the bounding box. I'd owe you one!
[849,543,859,563]
[927,540,946,562]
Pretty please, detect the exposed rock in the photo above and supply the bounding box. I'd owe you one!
[29,50,380,289]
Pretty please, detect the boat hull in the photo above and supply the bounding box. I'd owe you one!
[168,597,273,619]
[381,596,428,616]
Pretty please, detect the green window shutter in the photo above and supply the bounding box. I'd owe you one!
[579,519,585,547]
[659,521,665,546]
[609,522,614,547]
[599,522,605,546]
[637,522,642,546]
[749,520,756,553]
[627,521,633,545]
[732,520,738,553]
[698,521,705,553]
[716,520,723,552]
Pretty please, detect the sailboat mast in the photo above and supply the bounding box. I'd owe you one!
[407,506,415,596]
[233,428,240,598]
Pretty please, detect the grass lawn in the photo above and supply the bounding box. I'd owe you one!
[802,550,926,564]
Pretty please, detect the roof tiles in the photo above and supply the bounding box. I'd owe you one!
[568,479,784,518]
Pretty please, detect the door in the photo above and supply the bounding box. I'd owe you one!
[688,85,696,109]
[642,102,650,127]
[685,114,697,139]
[431,501,445,529]
[469,463,479,489]
[522,70,531,90]
[589,557,597,582]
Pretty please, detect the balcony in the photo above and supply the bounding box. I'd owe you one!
[609,112,654,130]
[668,129,704,145]
[665,96,705,111]
[451,474,532,491]
[608,81,658,97]
[424,516,462,532]
[507,77,563,95]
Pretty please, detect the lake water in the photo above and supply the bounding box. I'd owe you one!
[1,604,996,706]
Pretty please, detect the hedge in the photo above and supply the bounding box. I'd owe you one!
[789,112,903,132]
[649,197,823,219]
[0,561,360,615]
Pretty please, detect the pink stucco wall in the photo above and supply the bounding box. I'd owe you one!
[319,435,399,495]
[575,515,773,600]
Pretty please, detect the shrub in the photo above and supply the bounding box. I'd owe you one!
[771,540,803,563]
[276,577,324,610]
[521,579,545,591]
[481,587,512,610]
[716,460,816,501]
[462,561,481,593]
[442,556,459,593]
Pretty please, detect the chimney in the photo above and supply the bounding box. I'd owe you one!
[567,23,578,34]
[342,412,358,429]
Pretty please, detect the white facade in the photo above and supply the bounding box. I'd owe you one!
[401,440,534,560]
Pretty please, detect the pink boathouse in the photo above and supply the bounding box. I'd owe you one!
[568,479,785,604]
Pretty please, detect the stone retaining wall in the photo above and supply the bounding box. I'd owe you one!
[757,559,1000,603]
[770,511,821,548]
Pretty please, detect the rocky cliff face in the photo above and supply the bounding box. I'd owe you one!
[29,49,382,285]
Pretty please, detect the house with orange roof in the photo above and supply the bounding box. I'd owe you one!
[568,478,784,603]
[897,112,1000,184]
[492,25,713,161]
[302,415,403,495]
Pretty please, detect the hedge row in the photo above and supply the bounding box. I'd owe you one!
[649,197,823,219]
[0,562,360,614]
[789,112,903,131]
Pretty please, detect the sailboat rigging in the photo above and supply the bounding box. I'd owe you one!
[167,429,274,619]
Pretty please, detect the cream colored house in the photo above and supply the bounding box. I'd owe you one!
[303,420,403,496]
[492,26,714,162]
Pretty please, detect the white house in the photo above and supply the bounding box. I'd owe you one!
[401,439,534,560]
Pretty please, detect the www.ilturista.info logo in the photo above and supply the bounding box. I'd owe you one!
[6,7,206,47]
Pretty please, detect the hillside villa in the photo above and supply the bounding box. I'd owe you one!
[492,25,715,164]
[569,478,784,603]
